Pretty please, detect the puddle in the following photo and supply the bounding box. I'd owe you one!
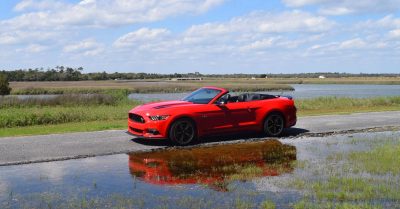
[1,132,400,208]
[128,140,296,190]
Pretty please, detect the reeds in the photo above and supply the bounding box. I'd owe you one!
[296,96,400,115]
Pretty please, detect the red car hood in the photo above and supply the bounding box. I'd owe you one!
[130,100,195,113]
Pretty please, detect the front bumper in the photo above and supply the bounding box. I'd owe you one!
[127,117,169,139]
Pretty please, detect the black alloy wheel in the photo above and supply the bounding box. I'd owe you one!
[169,119,196,146]
[263,113,284,136]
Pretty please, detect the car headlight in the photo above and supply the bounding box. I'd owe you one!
[148,115,170,121]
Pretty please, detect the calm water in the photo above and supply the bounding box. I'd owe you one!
[129,84,400,102]
[1,131,399,208]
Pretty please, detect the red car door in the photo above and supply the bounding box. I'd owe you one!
[224,101,258,130]
[196,104,230,134]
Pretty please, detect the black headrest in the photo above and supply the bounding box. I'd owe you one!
[237,94,248,102]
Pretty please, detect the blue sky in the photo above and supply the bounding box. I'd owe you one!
[1,0,400,74]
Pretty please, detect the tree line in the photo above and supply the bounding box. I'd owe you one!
[0,67,202,81]
[1,67,399,82]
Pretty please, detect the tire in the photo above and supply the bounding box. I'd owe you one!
[263,112,285,137]
[169,118,197,146]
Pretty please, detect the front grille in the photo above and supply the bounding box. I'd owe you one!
[129,113,145,123]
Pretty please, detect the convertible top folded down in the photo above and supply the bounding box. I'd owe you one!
[229,93,278,103]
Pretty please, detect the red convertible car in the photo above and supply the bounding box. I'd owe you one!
[128,86,296,145]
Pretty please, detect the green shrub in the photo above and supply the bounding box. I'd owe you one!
[0,74,12,95]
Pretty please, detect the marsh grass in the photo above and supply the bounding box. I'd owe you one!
[297,96,400,116]
[0,89,138,128]
[0,94,116,107]
[347,144,400,175]
[286,136,400,208]
[10,80,294,94]
[293,201,382,209]
[0,104,136,128]
[1,191,269,209]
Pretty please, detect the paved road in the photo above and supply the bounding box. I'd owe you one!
[1,111,399,166]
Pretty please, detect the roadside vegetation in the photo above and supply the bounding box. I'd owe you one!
[0,90,139,137]
[296,96,400,116]
[0,94,399,137]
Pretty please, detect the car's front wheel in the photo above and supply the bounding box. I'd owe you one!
[169,118,197,146]
[263,113,284,136]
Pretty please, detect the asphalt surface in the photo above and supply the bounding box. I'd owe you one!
[1,111,399,166]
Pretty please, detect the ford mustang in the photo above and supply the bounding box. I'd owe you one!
[128,86,297,145]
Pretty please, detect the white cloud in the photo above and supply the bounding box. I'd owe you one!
[113,28,170,48]
[319,7,353,16]
[339,38,367,49]
[356,15,400,40]
[359,15,400,29]
[4,0,226,30]
[306,38,391,56]
[112,10,334,64]
[283,0,400,15]
[389,29,400,38]
[0,30,58,45]
[17,44,49,53]
[63,39,104,56]
[14,0,66,12]
[185,10,335,37]
[241,38,278,51]
[283,0,328,8]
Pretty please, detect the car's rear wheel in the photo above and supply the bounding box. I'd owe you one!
[263,113,284,136]
[169,119,196,146]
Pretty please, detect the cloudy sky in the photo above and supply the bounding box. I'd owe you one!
[1,0,400,74]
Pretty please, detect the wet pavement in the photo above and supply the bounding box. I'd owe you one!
[1,131,400,208]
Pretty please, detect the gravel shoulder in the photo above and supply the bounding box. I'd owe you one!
[1,111,399,166]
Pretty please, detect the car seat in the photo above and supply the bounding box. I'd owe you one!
[237,94,248,102]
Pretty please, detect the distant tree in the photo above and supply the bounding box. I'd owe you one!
[0,74,12,95]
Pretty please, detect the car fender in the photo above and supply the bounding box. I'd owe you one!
[261,108,286,127]
[166,114,199,137]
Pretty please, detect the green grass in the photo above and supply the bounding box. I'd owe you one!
[348,144,400,174]
[287,136,400,208]
[0,120,126,137]
[297,96,400,116]
[0,104,136,128]
[293,201,382,209]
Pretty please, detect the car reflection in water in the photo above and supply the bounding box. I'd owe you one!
[128,140,296,191]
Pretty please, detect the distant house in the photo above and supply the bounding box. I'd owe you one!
[251,77,256,80]
[318,75,326,79]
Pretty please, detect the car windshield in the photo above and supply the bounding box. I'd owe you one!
[182,88,221,104]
